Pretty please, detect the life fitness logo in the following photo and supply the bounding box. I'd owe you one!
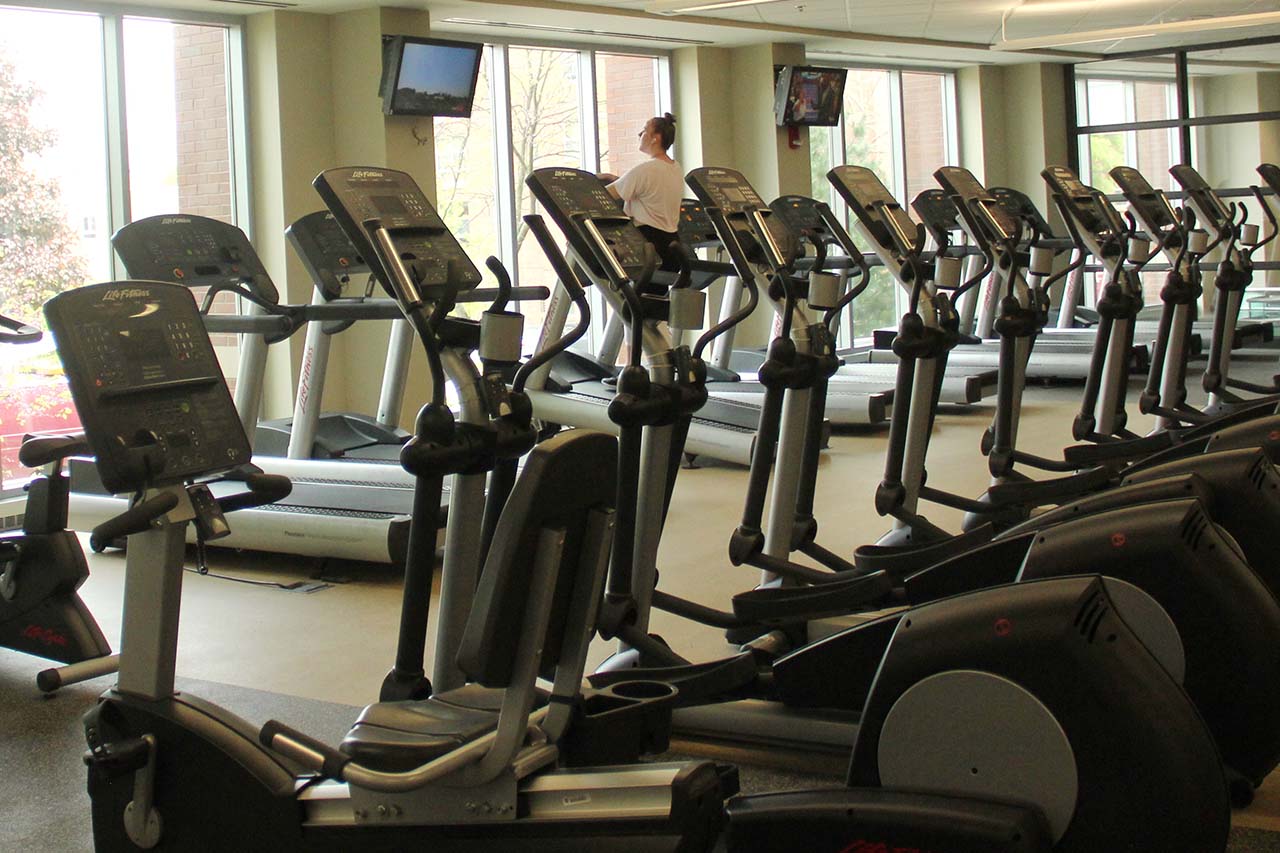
[22,624,69,648]
[351,169,385,179]
[102,287,152,302]
[839,840,937,853]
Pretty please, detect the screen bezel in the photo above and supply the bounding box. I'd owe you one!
[775,65,848,127]
[380,35,484,118]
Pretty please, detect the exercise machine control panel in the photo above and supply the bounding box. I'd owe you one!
[1110,167,1178,233]
[685,167,794,269]
[525,167,654,283]
[677,199,720,249]
[112,214,280,304]
[1258,163,1280,196]
[828,165,920,259]
[990,187,1054,239]
[1170,164,1232,231]
[314,167,481,300]
[286,211,371,300]
[1042,165,1122,244]
[1,313,41,344]
[934,166,1020,245]
[44,282,249,493]
[769,195,838,248]
[911,189,962,248]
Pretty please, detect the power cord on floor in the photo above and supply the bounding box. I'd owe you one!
[186,535,331,593]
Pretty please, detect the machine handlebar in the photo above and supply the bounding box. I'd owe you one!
[0,314,42,344]
[18,433,91,469]
[89,492,182,552]
[260,719,352,780]
[215,473,292,515]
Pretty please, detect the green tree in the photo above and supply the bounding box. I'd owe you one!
[509,48,581,253]
[1087,133,1125,195]
[0,55,90,326]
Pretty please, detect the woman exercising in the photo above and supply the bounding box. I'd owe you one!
[603,113,683,270]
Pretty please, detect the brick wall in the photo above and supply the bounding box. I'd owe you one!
[173,26,237,356]
[902,72,947,202]
[600,55,657,178]
[1134,82,1174,189]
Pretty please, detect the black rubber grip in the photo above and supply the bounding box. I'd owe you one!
[259,720,351,779]
[19,433,90,468]
[89,492,181,551]
[216,473,292,514]
[0,315,41,343]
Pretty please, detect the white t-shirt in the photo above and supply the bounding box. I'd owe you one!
[609,158,683,234]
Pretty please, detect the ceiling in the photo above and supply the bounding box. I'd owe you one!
[146,0,1280,68]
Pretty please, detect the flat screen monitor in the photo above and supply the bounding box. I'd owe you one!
[774,65,847,127]
[380,36,484,117]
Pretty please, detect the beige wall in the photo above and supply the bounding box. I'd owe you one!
[247,10,336,419]
[1196,71,1279,282]
[1200,73,1270,193]
[246,6,437,426]
[957,62,1069,231]
[673,42,811,345]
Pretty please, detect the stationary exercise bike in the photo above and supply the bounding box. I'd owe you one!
[0,313,121,693]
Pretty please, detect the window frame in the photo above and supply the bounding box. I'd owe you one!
[0,1,251,501]
[432,39,672,348]
[807,63,960,345]
[1075,73,1180,191]
[3,0,252,273]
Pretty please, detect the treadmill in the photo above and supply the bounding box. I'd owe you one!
[904,184,1133,382]
[70,214,432,564]
[254,210,412,463]
[523,204,763,466]
[606,199,895,425]
[767,195,996,404]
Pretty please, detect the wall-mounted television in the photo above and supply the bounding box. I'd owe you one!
[379,35,484,117]
[773,65,847,127]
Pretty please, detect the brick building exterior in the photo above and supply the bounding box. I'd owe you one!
[600,54,658,177]
[173,25,237,353]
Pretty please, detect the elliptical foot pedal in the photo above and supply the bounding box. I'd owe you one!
[724,789,1052,852]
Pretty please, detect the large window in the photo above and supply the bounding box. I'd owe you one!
[1077,76,1179,195]
[1076,75,1179,302]
[810,67,958,342]
[0,5,248,499]
[433,42,669,346]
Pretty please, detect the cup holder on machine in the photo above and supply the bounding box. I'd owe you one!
[561,680,679,766]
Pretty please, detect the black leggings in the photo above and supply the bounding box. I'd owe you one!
[637,224,682,273]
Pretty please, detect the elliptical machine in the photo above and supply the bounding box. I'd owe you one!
[0,313,119,693]
[519,168,1237,852]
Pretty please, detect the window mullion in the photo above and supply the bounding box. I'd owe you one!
[891,70,906,203]
[656,56,672,116]
[226,24,252,236]
[944,73,960,165]
[102,13,131,278]
[491,45,518,287]
[889,70,907,319]
[580,50,599,173]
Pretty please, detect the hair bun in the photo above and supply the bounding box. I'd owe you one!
[663,112,676,125]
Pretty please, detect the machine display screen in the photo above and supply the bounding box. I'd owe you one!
[120,327,170,361]
[372,195,408,216]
